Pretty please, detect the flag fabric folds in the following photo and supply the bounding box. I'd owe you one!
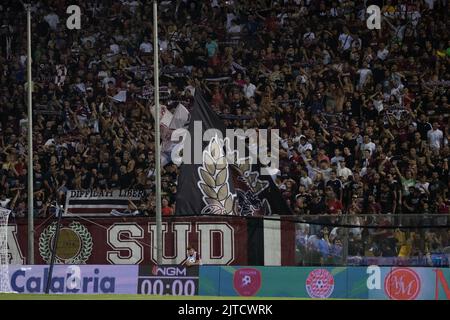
[175,90,291,216]
[151,103,191,166]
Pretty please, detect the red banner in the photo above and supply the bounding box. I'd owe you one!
[8,216,296,266]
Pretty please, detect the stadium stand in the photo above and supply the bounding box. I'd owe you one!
[0,0,449,264]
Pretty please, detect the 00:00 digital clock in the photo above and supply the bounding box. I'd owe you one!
[137,277,197,295]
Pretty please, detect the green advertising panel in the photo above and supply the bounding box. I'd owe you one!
[199,266,450,300]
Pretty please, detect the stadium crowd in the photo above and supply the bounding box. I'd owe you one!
[0,0,449,231]
[295,217,450,266]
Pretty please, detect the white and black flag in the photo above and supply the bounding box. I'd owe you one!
[175,90,291,216]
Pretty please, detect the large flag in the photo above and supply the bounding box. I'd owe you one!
[175,90,291,216]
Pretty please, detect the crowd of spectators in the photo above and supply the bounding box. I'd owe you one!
[0,0,449,222]
[295,219,450,266]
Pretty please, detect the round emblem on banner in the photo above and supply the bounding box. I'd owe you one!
[306,269,335,298]
[39,221,93,264]
[384,268,421,300]
[55,228,81,260]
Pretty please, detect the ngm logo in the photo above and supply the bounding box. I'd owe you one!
[151,266,187,276]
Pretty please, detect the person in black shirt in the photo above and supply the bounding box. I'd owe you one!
[33,163,44,190]
[362,99,379,121]
[428,171,447,202]
[119,165,134,189]
[343,146,356,170]
[79,166,91,190]
[379,183,396,214]
[295,184,312,204]
[43,166,58,194]
[403,187,424,214]
[416,114,432,140]
[308,193,327,215]
[326,171,343,202]
[108,173,120,189]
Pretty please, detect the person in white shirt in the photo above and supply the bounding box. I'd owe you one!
[183,246,202,266]
[303,27,315,42]
[372,92,384,112]
[360,135,376,155]
[411,10,421,27]
[227,19,242,34]
[338,27,353,51]
[243,76,256,98]
[300,170,313,189]
[159,36,169,52]
[356,62,372,89]
[110,41,120,55]
[297,136,313,155]
[139,37,153,53]
[377,43,389,60]
[330,5,339,17]
[44,11,60,30]
[0,196,11,208]
[390,81,404,102]
[280,133,290,151]
[102,73,116,87]
[226,12,237,30]
[330,149,344,165]
[424,0,436,10]
[427,122,444,150]
[337,159,353,182]
[124,0,140,14]
[415,175,430,195]
[319,160,332,183]
[322,49,331,65]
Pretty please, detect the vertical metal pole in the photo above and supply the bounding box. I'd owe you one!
[45,204,63,294]
[153,0,163,265]
[26,4,34,264]
[342,214,349,266]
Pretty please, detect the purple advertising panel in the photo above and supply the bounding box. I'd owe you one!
[9,265,139,294]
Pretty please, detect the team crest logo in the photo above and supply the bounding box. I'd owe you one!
[384,268,421,300]
[306,269,335,298]
[233,268,262,296]
[232,163,271,216]
[39,221,93,264]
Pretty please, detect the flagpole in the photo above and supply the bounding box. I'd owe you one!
[153,0,163,265]
[26,3,34,264]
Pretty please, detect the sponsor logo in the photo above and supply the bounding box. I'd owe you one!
[233,268,262,296]
[10,266,116,293]
[306,269,335,298]
[384,268,421,300]
[151,266,187,277]
[39,221,93,263]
